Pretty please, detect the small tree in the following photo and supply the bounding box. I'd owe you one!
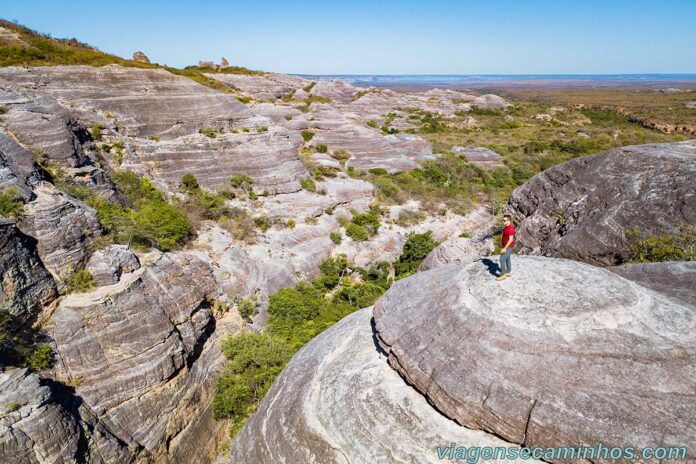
[181,173,199,192]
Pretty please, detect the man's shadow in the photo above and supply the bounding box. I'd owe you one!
[481,258,500,276]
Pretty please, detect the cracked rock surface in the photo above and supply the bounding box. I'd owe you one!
[230,307,542,464]
[373,256,696,462]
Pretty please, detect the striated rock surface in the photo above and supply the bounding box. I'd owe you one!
[418,234,494,271]
[504,140,696,266]
[49,252,243,461]
[207,72,311,99]
[451,146,504,169]
[0,219,56,324]
[0,368,134,464]
[18,183,101,281]
[608,260,696,307]
[86,244,140,287]
[374,256,696,461]
[231,307,541,464]
[0,128,42,200]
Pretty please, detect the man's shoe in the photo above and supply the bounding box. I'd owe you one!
[496,273,509,281]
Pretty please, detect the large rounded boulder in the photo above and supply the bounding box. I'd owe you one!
[504,141,696,266]
[374,256,696,461]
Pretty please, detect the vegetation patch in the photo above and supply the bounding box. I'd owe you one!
[625,225,696,263]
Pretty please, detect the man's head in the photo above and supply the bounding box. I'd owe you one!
[502,214,512,226]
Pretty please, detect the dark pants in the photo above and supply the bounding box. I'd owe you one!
[499,248,512,274]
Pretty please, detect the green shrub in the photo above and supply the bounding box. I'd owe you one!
[300,130,315,142]
[332,281,384,309]
[394,231,438,279]
[253,215,271,232]
[66,269,96,293]
[236,95,253,104]
[330,230,342,244]
[351,208,381,236]
[0,105,8,114]
[180,173,199,192]
[313,255,349,291]
[303,82,316,93]
[287,218,296,228]
[372,177,400,200]
[230,174,254,193]
[346,223,369,241]
[27,344,54,371]
[0,187,24,220]
[367,120,379,128]
[299,177,316,192]
[90,123,103,141]
[625,225,696,263]
[315,143,328,153]
[368,168,389,176]
[396,209,426,227]
[284,114,293,121]
[237,299,256,319]
[257,126,268,133]
[200,128,217,138]
[148,135,161,142]
[212,332,293,434]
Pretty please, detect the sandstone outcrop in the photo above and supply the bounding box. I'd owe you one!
[418,234,494,271]
[451,146,504,169]
[0,129,42,200]
[48,252,244,461]
[0,219,56,324]
[132,51,150,63]
[504,141,696,266]
[18,183,101,282]
[608,260,696,307]
[231,307,542,464]
[207,73,311,100]
[0,368,134,463]
[86,244,140,286]
[374,256,696,461]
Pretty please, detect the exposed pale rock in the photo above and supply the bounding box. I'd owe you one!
[219,57,229,69]
[310,78,359,103]
[0,80,89,167]
[0,368,135,463]
[686,101,696,109]
[18,183,101,281]
[48,252,242,459]
[0,128,42,200]
[0,65,255,139]
[86,244,140,286]
[132,51,150,63]
[451,146,504,169]
[608,260,696,306]
[63,165,123,203]
[207,73,312,99]
[0,26,29,47]
[418,234,494,271]
[374,256,696,460]
[231,307,541,463]
[504,140,696,266]
[124,127,306,194]
[0,219,56,324]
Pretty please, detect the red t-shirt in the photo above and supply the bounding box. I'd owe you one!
[502,224,515,248]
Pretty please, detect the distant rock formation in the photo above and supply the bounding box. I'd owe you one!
[451,146,504,169]
[505,140,696,266]
[132,51,150,63]
[198,60,215,68]
[220,56,229,69]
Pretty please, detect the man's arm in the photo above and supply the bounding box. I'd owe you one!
[500,235,514,254]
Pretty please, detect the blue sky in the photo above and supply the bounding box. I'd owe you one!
[1,0,695,74]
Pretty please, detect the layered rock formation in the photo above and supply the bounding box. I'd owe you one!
[86,244,140,286]
[18,183,102,282]
[418,234,494,271]
[0,368,134,464]
[0,219,56,324]
[504,140,696,265]
[0,128,42,200]
[48,252,245,461]
[608,260,696,307]
[231,307,542,464]
[373,256,696,461]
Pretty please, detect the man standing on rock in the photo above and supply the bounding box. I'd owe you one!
[497,215,515,281]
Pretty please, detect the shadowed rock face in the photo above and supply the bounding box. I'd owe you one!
[48,252,240,459]
[608,260,696,307]
[374,256,696,462]
[0,129,42,201]
[0,368,135,464]
[0,219,56,324]
[18,183,102,282]
[231,307,542,464]
[504,140,696,266]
